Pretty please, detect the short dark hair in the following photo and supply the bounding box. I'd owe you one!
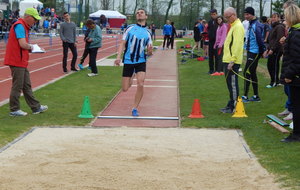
[63,12,69,15]
[137,8,147,15]
[210,9,217,13]
[261,16,268,22]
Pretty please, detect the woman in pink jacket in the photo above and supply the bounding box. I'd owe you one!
[212,16,228,76]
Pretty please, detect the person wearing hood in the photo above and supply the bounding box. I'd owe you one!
[242,7,265,103]
[263,12,286,88]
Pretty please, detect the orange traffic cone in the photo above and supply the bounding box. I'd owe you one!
[188,99,205,118]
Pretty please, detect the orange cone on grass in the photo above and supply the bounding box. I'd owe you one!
[188,99,205,118]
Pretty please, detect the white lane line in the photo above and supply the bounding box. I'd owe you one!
[0,39,118,63]
[133,79,176,82]
[131,85,177,88]
[0,45,118,84]
[97,116,179,120]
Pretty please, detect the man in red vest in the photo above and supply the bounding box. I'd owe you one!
[4,8,48,116]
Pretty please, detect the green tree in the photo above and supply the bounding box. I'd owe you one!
[272,0,284,15]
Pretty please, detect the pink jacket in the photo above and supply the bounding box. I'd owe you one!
[214,23,228,49]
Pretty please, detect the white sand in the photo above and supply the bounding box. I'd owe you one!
[0,127,281,190]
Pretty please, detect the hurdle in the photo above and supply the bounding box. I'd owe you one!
[266,114,290,127]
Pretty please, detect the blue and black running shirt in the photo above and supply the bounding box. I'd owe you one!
[122,24,152,64]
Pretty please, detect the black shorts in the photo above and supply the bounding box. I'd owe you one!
[122,62,146,77]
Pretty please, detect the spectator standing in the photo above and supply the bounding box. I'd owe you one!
[162,20,172,49]
[192,22,201,51]
[85,19,102,77]
[150,23,156,41]
[207,8,218,74]
[261,16,271,45]
[202,20,209,59]
[220,7,244,113]
[43,18,49,33]
[242,7,265,102]
[170,21,177,49]
[78,25,91,70]
[212,16,227,76]
[280,4,300,142]
[4,8,48,116]
[60,12,78,73]
[263,13,285,88]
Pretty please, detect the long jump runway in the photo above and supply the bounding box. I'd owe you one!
[93,47,179,128]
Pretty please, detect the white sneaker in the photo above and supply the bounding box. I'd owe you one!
[278,109,291,116]
[10,110,28,116]
[33,105,48,114]
[87,73,98,77]
[283,113,293,121]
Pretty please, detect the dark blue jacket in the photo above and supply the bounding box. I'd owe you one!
[245,18,265,54]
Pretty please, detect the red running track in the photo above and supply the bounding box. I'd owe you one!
[0,34,122,105]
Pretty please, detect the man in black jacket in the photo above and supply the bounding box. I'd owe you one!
[207,9,218,74]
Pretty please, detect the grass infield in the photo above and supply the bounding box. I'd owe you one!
[177,38,300,189]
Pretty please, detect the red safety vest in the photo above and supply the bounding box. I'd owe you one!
[4,18,30,68]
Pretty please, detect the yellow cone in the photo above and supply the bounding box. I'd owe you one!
[232,96,248,118]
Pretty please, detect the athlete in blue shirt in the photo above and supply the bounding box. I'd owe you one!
[162,20,172,49]
[114,8,153,116]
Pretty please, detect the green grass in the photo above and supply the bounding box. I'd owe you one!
[0,67,122,147]
[177,39,300,189]
[107,40,163,59]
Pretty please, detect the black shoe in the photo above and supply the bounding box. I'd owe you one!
[220,107,233,114]
[71,68,78,72]
[208,71,213,74]
[281,134,300,143]
[63,69,68,74]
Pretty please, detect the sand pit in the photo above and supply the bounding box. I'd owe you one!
[0,127,281,190]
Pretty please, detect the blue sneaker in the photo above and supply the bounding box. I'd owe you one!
[78,64,84,70]
[132,108,139,117]
[249,95,261,102]
[242,96,249,103]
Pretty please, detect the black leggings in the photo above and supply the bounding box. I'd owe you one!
[267,51,282,85]
[290,86,300,136]
[243,52,261,97]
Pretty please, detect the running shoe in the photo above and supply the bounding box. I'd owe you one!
[278,109,291,116]
[249,95,261,102]
[10,110,28,116]
[87,73,98,77]
[241,96,249,103]
[132,108,139,116]
[78,64,84,70]
[33,105,48,114]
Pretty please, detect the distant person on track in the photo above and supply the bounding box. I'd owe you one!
[114,8,153,117]
[85,19,102,77]
[4,8,48,116]
[162,20,172,50]
[60,12,78,73]
[220,7,244,114]
[170,21,177,49]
